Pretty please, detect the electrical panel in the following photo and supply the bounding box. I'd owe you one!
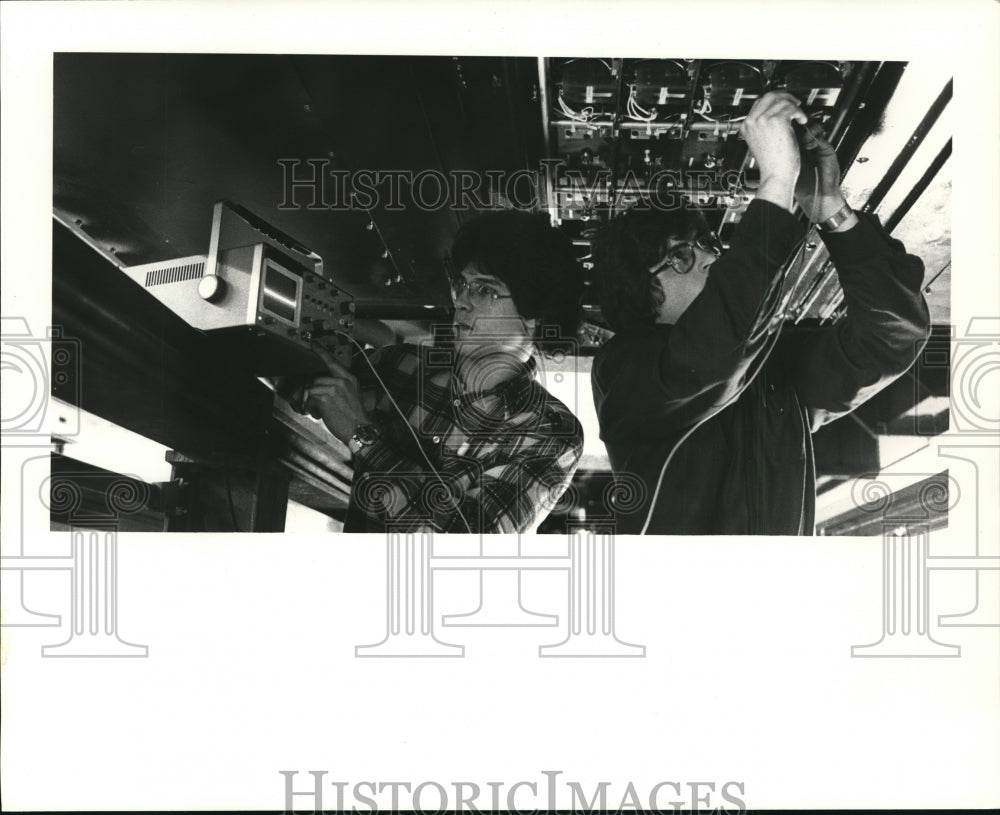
[545,59,849,229]
[542,58,863,342]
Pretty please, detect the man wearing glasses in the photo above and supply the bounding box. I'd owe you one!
[591,91,930,534]
[297,210,585,533]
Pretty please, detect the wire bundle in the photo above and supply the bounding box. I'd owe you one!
[626,88,658,122]
[556,94,598,122]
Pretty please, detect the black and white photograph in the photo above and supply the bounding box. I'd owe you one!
[47,52,952,537]
[1,1,998,812]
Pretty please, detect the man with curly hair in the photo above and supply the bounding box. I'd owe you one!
[591,91,930,535]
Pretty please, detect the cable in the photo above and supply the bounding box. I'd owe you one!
[780,167,823,318]
[555,59,615,123]
[638,167,822,535]
[331,330,473,534]
[557,95,597,122]
[627,90,658,122]
[226,469,242,532]
[693,95,748,125]
[629,95,652,116]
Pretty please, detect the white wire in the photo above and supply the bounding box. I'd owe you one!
[630,95,652,116]
[692,95,747,126]
[638,166,822,534]
[333,330,473,534]
[557,96,595,122]
[628,90,657,119]
[695,102,719,122]
[627,92,658,123]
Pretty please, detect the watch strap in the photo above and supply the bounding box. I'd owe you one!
[817,202,855,233]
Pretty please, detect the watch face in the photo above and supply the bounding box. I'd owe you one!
[354,424,380,445]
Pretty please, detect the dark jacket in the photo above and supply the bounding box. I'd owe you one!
[591,199,930,535]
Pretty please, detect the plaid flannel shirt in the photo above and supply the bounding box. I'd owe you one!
[343,343,583,533]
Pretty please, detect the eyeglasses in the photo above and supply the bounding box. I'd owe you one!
[650,235,722,276]
[450,276,514,309]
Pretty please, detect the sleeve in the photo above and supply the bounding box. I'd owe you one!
[350,409,584,534]
[351,343,399,390]
[351,343,414,414]
[790,212,930,430]
[593,198,805,441]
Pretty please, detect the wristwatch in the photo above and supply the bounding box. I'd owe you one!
[348,422,381,455]
[817,202,855,233]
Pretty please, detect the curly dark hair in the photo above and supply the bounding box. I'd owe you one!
[450,210,583,354]
[592,203,708,334]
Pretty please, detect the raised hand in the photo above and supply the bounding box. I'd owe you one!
[793,121,854,225]
[741,91,810,212]
[301,342,372,444]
